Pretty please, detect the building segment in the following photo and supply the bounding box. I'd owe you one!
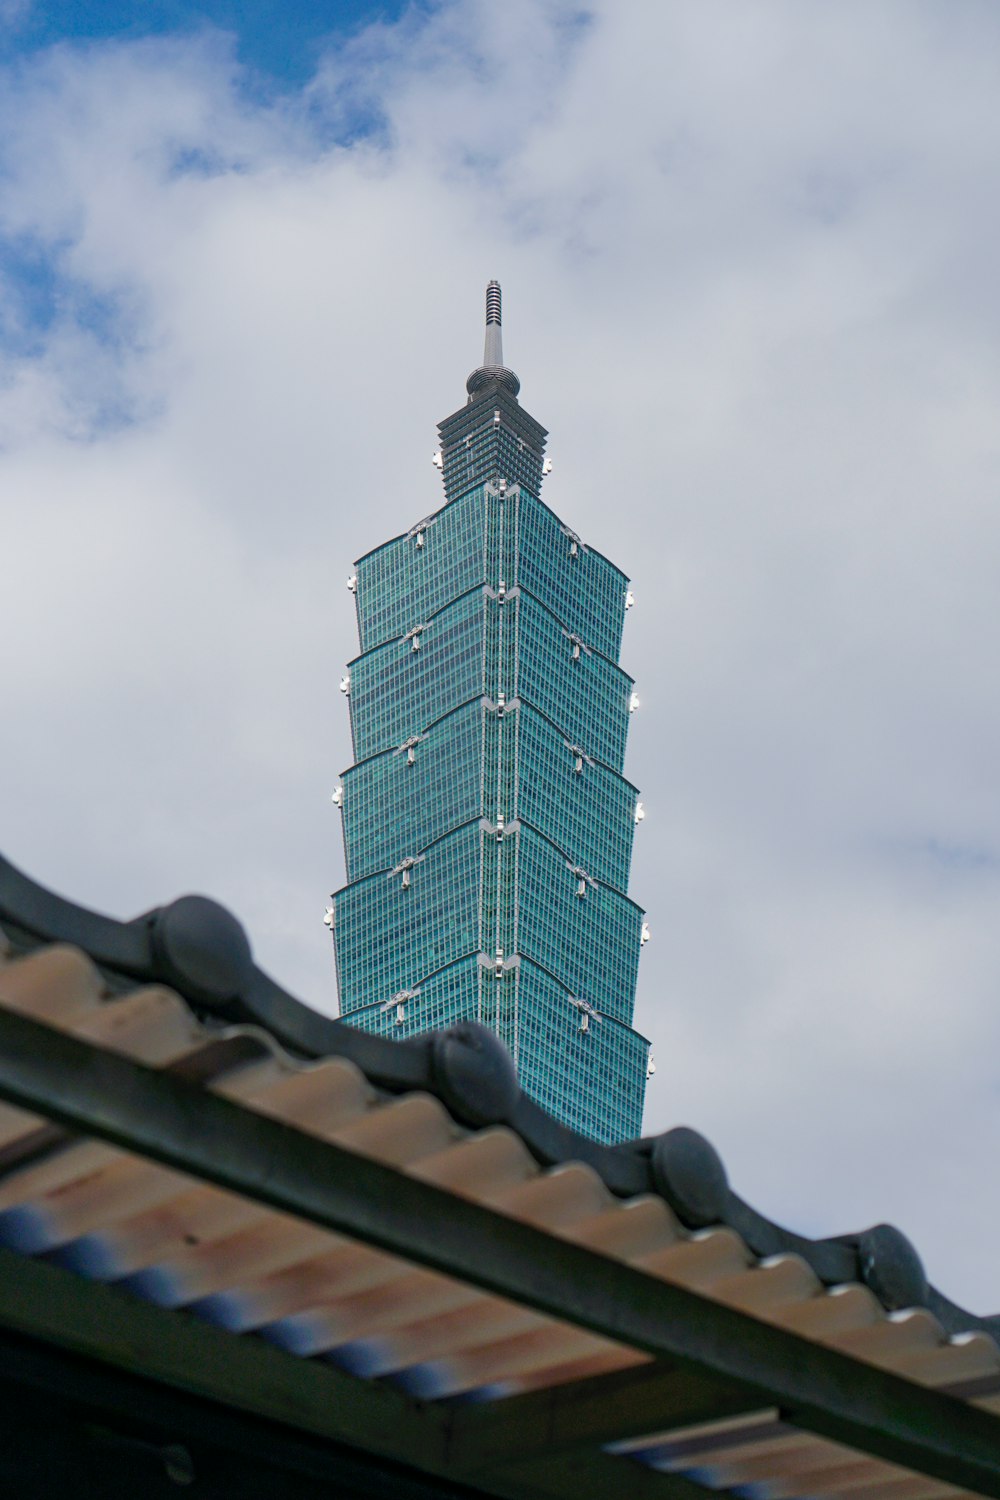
[332,283,648,1141]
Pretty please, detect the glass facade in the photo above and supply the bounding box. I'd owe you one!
[332,318,648,1142]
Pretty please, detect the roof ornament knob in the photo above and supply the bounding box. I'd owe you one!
[856,1224,928,1311]
[466,279,521,400]
[651,1126,730,1229]
[150,895,255,1012]
[431,1020,521,1126]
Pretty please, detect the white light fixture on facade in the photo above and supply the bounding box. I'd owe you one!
[567,863,597,899]
[395,733,427,765]
[568,996,602,1033]
[565,740,595,774]
[560,524,583,558]
[562,629,591,661]
[407,515,437,549]
[382,988,419,1026]
[390,854,425,890]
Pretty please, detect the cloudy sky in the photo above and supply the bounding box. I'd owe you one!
[1,0,999,1312]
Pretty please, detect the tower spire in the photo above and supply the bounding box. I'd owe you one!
[484,279,503,367]
[466,279,521,400]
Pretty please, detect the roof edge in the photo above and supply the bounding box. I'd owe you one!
[1,846,997,1339]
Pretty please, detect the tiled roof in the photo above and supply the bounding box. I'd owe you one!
[1,847,999,1499]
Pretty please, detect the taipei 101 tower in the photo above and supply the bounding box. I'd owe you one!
[330,284,649,1142]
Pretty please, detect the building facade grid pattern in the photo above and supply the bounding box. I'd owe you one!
[517,494,628,660]
[515,704,636,892]
[349,588,487,763]
[514,825,642,1024]
[342,700,485,883]
[354,487,488,654]
[514,592,632,773]
[335,822,483,1012]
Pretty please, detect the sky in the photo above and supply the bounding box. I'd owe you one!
[0,0,999,1313]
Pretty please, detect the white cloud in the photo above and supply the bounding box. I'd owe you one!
[0,0,999,1310]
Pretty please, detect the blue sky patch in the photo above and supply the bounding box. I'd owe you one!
[0,1,425,87]
[0,238,61,352]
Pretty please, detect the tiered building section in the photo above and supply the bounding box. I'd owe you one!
[331,284,649,1142]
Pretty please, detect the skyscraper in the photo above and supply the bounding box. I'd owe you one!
[331,284,648,1142]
